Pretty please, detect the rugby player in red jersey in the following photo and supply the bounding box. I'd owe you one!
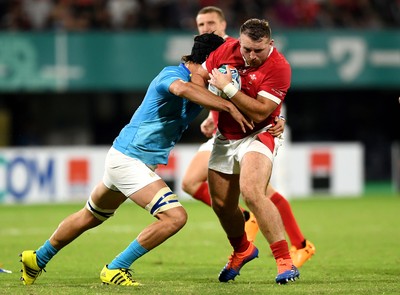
[198,18,304,284]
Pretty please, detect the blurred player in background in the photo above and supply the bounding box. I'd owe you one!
[19,32,253,287]
[182,6,315,266]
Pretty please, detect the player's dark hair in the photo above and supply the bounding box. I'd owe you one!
[240,18,272,41]
[182,33,225,64]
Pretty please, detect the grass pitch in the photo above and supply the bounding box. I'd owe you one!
[0,195,399,294]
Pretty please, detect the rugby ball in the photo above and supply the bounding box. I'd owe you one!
[208,65,241,99]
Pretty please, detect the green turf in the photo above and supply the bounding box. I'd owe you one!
[0,195,399,294]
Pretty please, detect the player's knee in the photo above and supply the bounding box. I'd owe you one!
[210,197,227,214]
[181,178,199,196]
[85,196,116,222]
[181,178,191,195]
[240,185,259,204]
[163,206,188,232]
[146,187,186,233]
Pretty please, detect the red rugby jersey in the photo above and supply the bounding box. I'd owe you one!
[205,39,291,139]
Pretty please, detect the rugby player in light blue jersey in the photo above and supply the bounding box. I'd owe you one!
[19,33,253,287]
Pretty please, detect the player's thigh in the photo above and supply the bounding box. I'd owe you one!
[129,179,185,219]
[183,150,210,184]
[240,151,272,199]
[128,179,170,208]
[208,168,240,207]
[90,182,127,210]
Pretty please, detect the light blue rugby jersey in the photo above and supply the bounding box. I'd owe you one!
[112,63,203,165]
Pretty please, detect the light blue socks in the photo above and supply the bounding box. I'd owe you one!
[36,240,58,268]
[108,239,148,269]
[35,238,148,270]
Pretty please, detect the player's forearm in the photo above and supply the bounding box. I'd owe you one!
[230,91,274,123]
[180,82,236,112]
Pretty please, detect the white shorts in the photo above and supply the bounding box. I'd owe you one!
[197,135,215,152]
[103,147,162,197]
[209,127,282,175]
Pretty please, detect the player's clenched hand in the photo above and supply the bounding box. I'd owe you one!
[200,115,215,138]
[268,116,285,137]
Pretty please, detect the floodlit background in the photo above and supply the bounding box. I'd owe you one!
[0,0,399,203]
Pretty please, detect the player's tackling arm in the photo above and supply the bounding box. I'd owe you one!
[169,79,253,132]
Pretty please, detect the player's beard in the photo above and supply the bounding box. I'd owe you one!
[248,58,261,67]
[243,55,261,67]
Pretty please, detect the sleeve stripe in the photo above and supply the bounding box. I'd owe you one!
[258,90,281,104]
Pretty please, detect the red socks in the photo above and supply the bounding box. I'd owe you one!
[192,182,212,206]
[228,233,249,253]
[270,192,305,249]
[270,240,291,260]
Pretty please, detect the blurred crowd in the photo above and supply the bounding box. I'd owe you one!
[0,0,399,31]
